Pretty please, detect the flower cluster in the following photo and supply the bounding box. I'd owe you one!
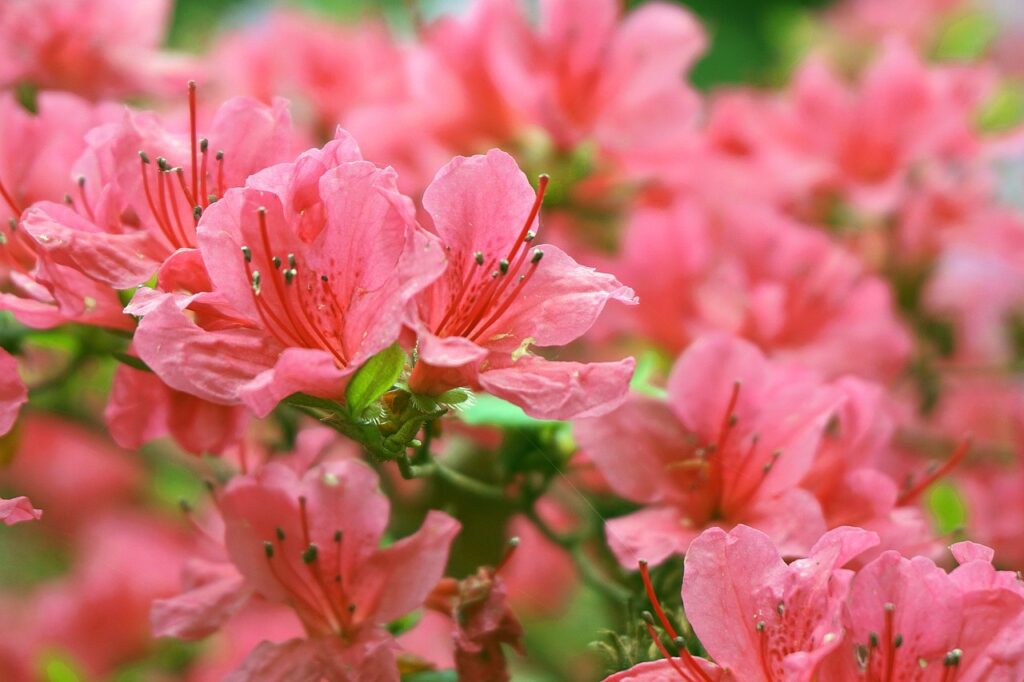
[0,0,1022,679]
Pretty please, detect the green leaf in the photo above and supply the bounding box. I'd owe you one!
[346,344,407,416]
[113,352,152,372]
[928,481,966,535]
[977,81,1024,133]
[932,11,998,62]
[458,393,556,428]
[402,671,457,682]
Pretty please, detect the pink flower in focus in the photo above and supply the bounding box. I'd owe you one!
[0,92,128,329]
[682,524,879,682]
[820,544,1024,681]
[153,459,460,681]
[575,334,842,567]
[21,88,295,293]
[130,131,443,417]
[408,149,636,419]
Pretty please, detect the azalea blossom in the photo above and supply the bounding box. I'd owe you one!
[575,333,842,566]
[408,149,637,419]
[682,524,879,681]
[152,458,460,681]
[130,130,443,417]
[21,85,296,294]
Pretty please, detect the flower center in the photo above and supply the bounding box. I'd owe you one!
[433,175,549,343]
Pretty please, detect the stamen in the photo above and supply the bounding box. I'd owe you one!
[76,176,96,223]
[0,174,21,216]
[188,80,199,201]
[898,437,970,506]
[883,603,897,682]
[639,559,678,639]
[199,137,209,205]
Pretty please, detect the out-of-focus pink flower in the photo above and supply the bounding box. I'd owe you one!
[828,0,963,47]
[924,209,1024,365]
[105,363,250,456]
[1,413,142,532]
[425,0,705,175]
[130,131,443,417]
[153,459,460,681]
[21,90,295,293]
[408,149,636,419]
[576,334,842,567]
[804,378,941,563]
[0,92,129,329]
[502,501,577,618]
[0,495,40,525]
[0,0,191,99]
[28,513,194,677]
[615,200,911,382]
[701,40,994,265]
[682,525,878,681]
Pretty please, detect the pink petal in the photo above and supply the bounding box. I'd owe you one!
[574,395,688,505]
[479,356,635,420]
[151,559,252,639]
[356,511,461,624]
[0,495,41,525]
[0,348,26,436]
[604,506,698,568]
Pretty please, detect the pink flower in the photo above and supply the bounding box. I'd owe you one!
[0,495,40,525]
[105,363,250,455]
[408,149,637,419]
[21,87,296,293]
[424,0,705,174]
[615,200,911,381]
[130,131,443,417]
[576,334,843,566]
[0,414,141,533]
[682,524,879,682]
[0,347,25,436]
[0,0,191,99]
[821,544,1024,681]
[152,458,460,681]
[0,91,129,329]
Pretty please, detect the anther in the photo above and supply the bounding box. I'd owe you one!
[287,253,296,269]
[275,527,286,541]
[320,274,329,282]
[241,246,252,263]
[284,268,297,285]
[869,633,879,648]
[302,544,318,564]
[139,151,151,164]
[272,256,282,269]
[157,157,170,172]
[76,176,85,188]
[215,150,224,161]
[525,230,536,242]
[264,541,274,558]
[755,620,766,632]
[474,251,484,266]
[199,138,208,153]
[333,530,342,543]
[531,249,544,264]
[944,649,962,666]
[777,602,785,616]
[193,206,202,220]
[894,635,904,648]
[251,270,262,294]
[499,259,510,274]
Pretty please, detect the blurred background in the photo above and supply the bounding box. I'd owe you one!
[168,0,838,87]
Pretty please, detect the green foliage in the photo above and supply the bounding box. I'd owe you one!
[458,394,556,429]
[932,10,999,62]
[346,343,407,418]
[929,481,967,535]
